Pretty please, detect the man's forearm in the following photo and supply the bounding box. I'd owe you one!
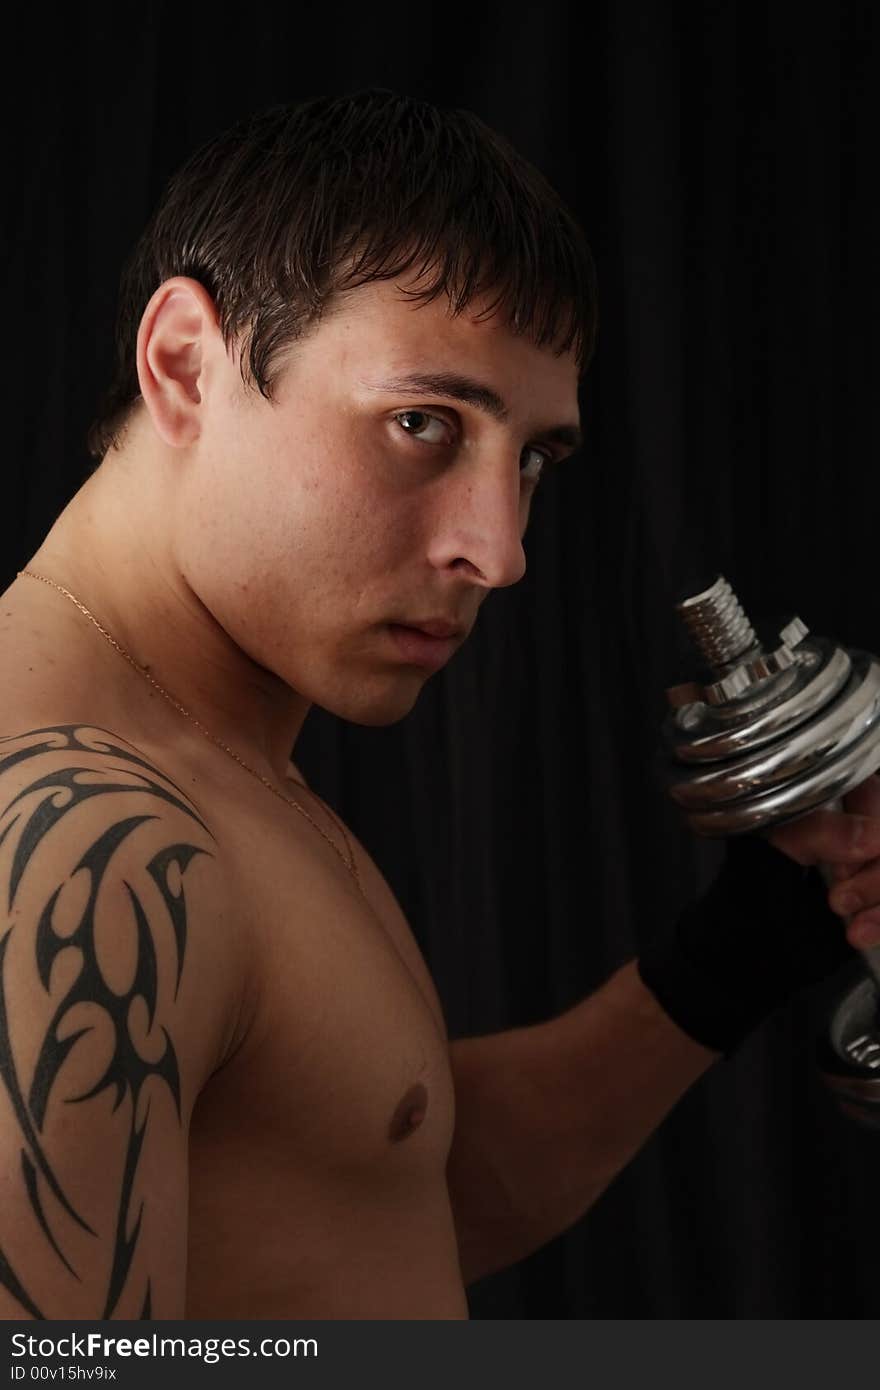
[445,959,719,1288]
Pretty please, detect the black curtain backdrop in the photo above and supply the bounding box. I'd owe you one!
[4,2,879,1318]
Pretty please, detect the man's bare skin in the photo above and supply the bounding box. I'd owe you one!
[0,588,466,1318]
[5,267,879,1323]
[0,270,580,1319]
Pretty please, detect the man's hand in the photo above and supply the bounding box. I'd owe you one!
[764,773,880,951]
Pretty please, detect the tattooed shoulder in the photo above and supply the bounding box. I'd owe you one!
[0,724,234,1320]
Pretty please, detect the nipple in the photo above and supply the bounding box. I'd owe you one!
[388,1082,429,1142]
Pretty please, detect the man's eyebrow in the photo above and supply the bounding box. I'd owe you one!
[362,371,583,450]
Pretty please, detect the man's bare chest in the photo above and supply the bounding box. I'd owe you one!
[183,798,465,1318]
[191,793,457,1182]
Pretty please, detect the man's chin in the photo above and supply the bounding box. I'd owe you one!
[322,674,428,727]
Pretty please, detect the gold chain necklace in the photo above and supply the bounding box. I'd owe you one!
[16,568,362,895]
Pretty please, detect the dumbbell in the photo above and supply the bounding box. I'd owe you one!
[663,576,880,1124]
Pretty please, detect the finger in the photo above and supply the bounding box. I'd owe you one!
[843,773,880,821]
[827,856,880,918]
[765,808,880,867]
[846,911,880,949]
[828,861,856,884]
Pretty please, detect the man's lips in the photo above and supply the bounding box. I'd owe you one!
[385,621,465,670]
[399,618,464,639]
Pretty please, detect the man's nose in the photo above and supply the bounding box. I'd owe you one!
[425,464,528,589]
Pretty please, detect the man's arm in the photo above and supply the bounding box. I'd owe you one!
[445,960,717,1288]
[445,798,880,1290]
[0,724,242,1318]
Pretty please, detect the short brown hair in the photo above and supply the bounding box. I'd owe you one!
[85,88,599,465]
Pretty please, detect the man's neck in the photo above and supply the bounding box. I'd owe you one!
[17,450,310,786]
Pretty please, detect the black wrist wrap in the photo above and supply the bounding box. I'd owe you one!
[636,833,856,1056]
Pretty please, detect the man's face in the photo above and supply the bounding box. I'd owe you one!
[177,276,582,725]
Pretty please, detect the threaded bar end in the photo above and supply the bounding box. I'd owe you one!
[677,576,760,674]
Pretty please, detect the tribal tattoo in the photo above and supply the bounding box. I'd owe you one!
[0,725,216,1318]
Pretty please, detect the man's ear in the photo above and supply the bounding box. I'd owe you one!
[135,276,221,449]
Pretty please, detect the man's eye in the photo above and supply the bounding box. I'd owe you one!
[393,410,450,444]
[393,411,548,485]
[520,448,549,484]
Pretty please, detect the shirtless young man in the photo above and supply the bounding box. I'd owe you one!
[3,90,880,1322]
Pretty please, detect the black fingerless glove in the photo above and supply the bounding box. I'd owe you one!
[636,833,857,1056]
